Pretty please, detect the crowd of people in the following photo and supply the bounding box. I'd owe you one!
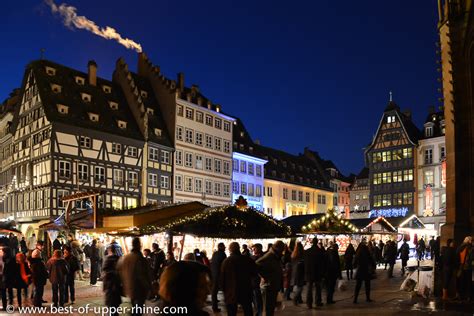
[0,232,471,314]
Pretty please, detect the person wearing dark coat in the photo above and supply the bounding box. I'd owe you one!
[344,243,355,280]
[290,242,304,306]
[102,245,122,316]
[89,239,100,285]
[53,238,62,251]
[151,243,166,281]
[19,238,27,255]
[440,239,457,300]
[221,242,256,316]
[2,247,19,308]
[326,241,342,304]
[63,246,80,304]
[210,242,227,312]
[353,240,375,304]
[303,237,326,308]
[46,250,69,307]
[398,240,410,275]
[15,253,31,308]
[385,240,397,278]
[29,250,48,307]
[251,244,264,316]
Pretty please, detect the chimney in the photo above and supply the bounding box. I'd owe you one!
[88,60,97,86]
[191,84,199,94]
[177,73,184,91]
[207,101,212,110]
[137,52,148,76]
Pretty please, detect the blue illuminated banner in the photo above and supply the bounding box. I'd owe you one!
[369,207,408,218]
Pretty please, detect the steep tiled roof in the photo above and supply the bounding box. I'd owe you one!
[357,167,369,179]
[422,110,445,139]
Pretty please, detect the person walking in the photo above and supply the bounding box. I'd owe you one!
[386,240,397,278]
[102,245,122,316]
[63,246,80,304]
[15,253,30,308]
[456,236,473,301]
[256,241,285,316]
[344,242,355,280]
[353,240,375,304]
[19,238,27,255]
[282,244,293,301]
[70,238,84,281]
[417,237,426,261]
[326,241,342,304]
[221,242,256,316]
[150,243,165,298]
[29,244,48,307]
[89,239,100,286]
[398,239,410,276]
[428,237,436,260]
[440,239,457,300]
[3,247,19,309]
[290,242,304,306]
[46,250,69,308]
[118,237,152,316]
[9,234,19,256]
[303,237,326,308]
[251,244,264,316]
[210,242,227,312]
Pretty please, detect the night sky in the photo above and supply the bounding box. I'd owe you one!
[1,1,440,175]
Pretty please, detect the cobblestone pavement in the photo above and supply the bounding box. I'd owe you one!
[3,260,473,315]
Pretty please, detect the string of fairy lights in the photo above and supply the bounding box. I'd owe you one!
[302,208,360,233]
[0,175,31,203]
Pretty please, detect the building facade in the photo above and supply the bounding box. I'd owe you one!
[417,109,446,233]
[349,167,370,218]
[232,152,267,210]
[365,100,420,218]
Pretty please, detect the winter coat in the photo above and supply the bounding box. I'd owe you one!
[440,246,457,271]
[117,250,152,300]
[210,250,227,282]
[71,240,84,262]
[0,255,4,289]
[290,257,305,287]
[90,244,100,263]
[221,253,257,304]
[52,239,62,251]
[457,243,473,271]
[385,242,397,265]
[256,249,283,292]
[303,245,326,282]
[398,243,410,261]
[151,248,166,279]
[9,237,19,252]
[102,254,122,307]
[20,240,27,254]
[3,258,20,288]
[326,247,342,280]
[46,257,69,284]
[29,257,48,287]
[16,262,31,289]
[354,244,375,280]
[64,255,80,279]
[344,244,355,269]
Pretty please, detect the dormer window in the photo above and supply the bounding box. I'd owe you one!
[56,104,69,114]
[75,76,85,85]
[88,112,99,122]
[117,120,127,129]
[140,90,148,98]
[45,67,56,76]
[240,131,244,137]
[387,115,396,123]
[425,126,433,137]
[109,101,118,110]
[102,85,112,94]
[146,108,154,115]
[51,84,62,93]
[81,93,91,102]
[154,128,162,137]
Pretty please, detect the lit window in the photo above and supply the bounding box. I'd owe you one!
[112,196,123,210]
[88,112,99,122]
[109,102,119,110]
[45,67,56,76]
[117,120,127,129]
[113,169,124,185]
[128,171,138,187]
[51,84,62,93]
[147,108,154,115]
[148,173,158,187]
[56,104,69,114]
[103,85,112,93]
[75,77,85,85]
[387,115,396,123]
[81,93,91,102]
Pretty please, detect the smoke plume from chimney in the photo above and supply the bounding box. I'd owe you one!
[45,0,142,52]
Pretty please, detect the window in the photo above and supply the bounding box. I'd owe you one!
[175,150,182,165]
[306,192,310,202]
[425,126,433,137]
[177,105,183,116]
[80,136,91,148]
[185,152,193,168]
[58,161,71,178]
[185,107,194,120]
[205,158,212,171]
[194,178,202,193]
[214,138,221,151]
[161,151,170,164]
[403,148,413,159]
[205,115,213,126]
[393,193,403,206]
[403,192,413,205]
[382,172,391,183]
[214,159,222,173]
[112,143,121,154]
[392,149,403,160]
[223,161,230,175]
[256,185,262,197]
[81,93,91,102]
[214,183,222,196]
[113,169,123,185]
[56,104,69,114]
[240,161,246,173]
[248,183,254,196]
[88,112,99,122]
[440,146,446,159]
[403,169,414,181]
[283,188,288,199]
[247,163,254,175]
[373,173,382,185]
[195,132,203,146]
[103,85,111,93]
[382,151,391,162]
[214,118,222,129]
[46,66,56,76]
[112,196,123,210]
[373,195,382,207]
[241,183,247,195]
[224,140,230,153]
[185,129,194,143]
[382,194,391,206]
[128,171,138,187]
[175,175,183,191]
[223,183,230,197]
[267,187,273,197]
[161,175,169,189]
[109,101,118,110]
[176,126,183,141]
[148,173,158,187]
[185,177,193,192]
[205,180,213,195]
[233,181,239,193]
[424,170,434,185]
[393,170,403,182]
[256,165,262,177]
[372,152,382,163]
[149,147,159,161]
[95,166,105,183]
[196,111,204,123]
[298,191,303,201]
[127,146,137,157]
[233,159,239,171]
[424,148,433,164]
[387,115,396,123]
[205,135,213,148]
[127,197,138,209]
[78,164,89,181]
[322,195,326,204]
[195,155,203,170]
[224,121,231,132]
[291,190,297,200]
[75,76,85,85]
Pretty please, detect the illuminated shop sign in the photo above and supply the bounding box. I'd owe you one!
[369,207,408,218]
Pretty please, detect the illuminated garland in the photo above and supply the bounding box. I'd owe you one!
[133,204,292,238]
[362,216,396,232]
[302,208,360,234]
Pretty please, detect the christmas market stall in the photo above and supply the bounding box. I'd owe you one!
[350,216,399,242]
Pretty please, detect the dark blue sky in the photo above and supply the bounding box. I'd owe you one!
[1,1,440,175]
